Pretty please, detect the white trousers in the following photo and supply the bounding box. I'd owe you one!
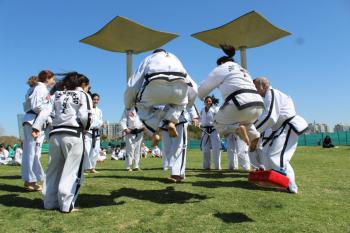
[161,122,188,177]
[83,134,100,170]
[43,133,84,212]
[248,139,266,170]
[214,103,263,140]
[226,134,250,171]
[21,124,44,183]
[201,130,221,170]
[262,124,299,193]
[136,81,188,133]
[124,132,143,169]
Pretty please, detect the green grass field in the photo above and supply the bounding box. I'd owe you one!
[0,147,349,233]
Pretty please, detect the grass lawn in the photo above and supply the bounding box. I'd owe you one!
[0,147,349,233]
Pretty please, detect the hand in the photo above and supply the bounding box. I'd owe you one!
[124,129,131,134]
[192,118,199,127]
[32,129,40,139]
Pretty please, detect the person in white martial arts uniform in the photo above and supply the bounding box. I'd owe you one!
[0,144,12,165]
[124,49,196,145]
[83,93,103,173]
[120,107,144,171]
[14,144,23,165]
[141,143,149,158]
[22,70,55,191]
[200,96,222,170]
[252,77,308,194]
[226,134,250,171]
[41,72,92,213]
[161,105,199,182]
[198,45,264,150]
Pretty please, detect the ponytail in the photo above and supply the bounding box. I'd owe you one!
[216,44,236,65]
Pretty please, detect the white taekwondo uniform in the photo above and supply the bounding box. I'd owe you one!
[198,61,264,141]
[161,105,198,179]
[120,108,144,170]
[22,82,50,183]
[83,106,103,170]
[200,105,221,170]
[124,50,197,134]
[253,87,308,193]
[43,87,92,212]
[226,134,250,171]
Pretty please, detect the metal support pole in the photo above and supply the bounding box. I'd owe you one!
[239,46,247,69]
[126,50,133,81]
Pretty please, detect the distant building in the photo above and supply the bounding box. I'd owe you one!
[17,114,24,140]
[307,122,329,134]
[333,123,350,132]
[102,121,123,140]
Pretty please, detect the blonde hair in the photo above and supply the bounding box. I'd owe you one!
[27,76,38,87]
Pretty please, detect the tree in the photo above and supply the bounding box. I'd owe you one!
[0,136,21,146]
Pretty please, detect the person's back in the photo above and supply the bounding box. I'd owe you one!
[125,49,198,142]
[51,90,89,130]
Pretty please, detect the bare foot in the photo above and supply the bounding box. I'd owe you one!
[152,133,161,147]
[167,122,178,137]
[236,125,250,146]
[249,137,259,152]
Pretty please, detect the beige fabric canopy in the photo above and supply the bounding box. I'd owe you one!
[191,11,291,49]
[80,16,178,54]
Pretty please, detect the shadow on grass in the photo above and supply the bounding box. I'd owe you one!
[94,168,128,172]
[214,212,254,223]
[0,184,27,193]
[138,168,164,171]
[192,180,284,192]
[91,175,170,183]
[0,194,42,209]
[111,186,209,204]
[187,173,247,179]
[77,194,126,208]
[77,186,209,208]
[0,175,21,180]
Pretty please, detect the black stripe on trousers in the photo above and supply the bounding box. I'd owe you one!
[69,134,85,212]
[179,123,186,175]
[280,126,292,169]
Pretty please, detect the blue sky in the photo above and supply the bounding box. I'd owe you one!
[0,0,349,136]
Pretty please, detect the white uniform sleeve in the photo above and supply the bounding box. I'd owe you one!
[124,56,150,109]
[198,66,225,100]
[31,85,49,113]
[119,110,128,130]
[187,105,199,119]
[186,74,198,108]
[255,89,279,134]
[31,105,53,131]
[90,108,104,129]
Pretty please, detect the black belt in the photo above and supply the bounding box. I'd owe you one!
[201,126,216,134]
[262,116,295,147]
[49,125,83,138]
[223,89,264,110]
[92,129,101,148]
[26,110,37,115]
[130,128,144,135]
[145,72,187,79]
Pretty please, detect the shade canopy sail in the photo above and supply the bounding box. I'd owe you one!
[80,16,178,54]
[191,11,291,49]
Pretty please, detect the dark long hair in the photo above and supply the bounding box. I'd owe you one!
[216,44,236,65]
[61,72,89,91]
[204,95,219,106]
